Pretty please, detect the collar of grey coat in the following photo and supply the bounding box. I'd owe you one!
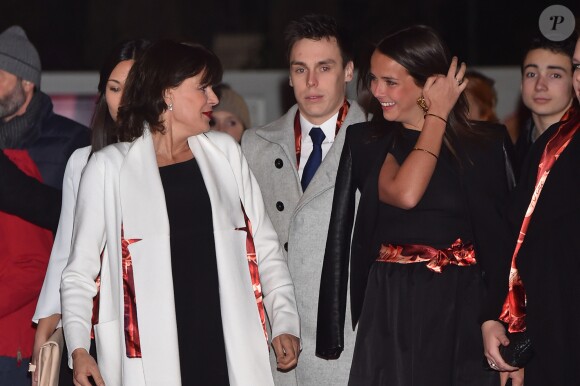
[255,101,367,216]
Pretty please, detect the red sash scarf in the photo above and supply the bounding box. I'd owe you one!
[121,226,142,357]
[499,106,580,333]
[293,99,350,168]
[376,238,476,273]
[236,203,268,344]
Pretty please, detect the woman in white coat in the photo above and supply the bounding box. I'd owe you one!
[61,40,300,386]
[31,39,150,386]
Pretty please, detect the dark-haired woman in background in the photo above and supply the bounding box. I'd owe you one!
[31,39,150,386]
[61,40,300,386]
[317,25,512,385]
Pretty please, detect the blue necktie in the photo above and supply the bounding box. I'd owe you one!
[301,127,326,191]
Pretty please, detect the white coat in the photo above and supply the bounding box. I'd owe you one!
[61,129,299,386]
[33,146,91,325]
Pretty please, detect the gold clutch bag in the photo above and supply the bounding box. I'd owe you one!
[31,328,64,386]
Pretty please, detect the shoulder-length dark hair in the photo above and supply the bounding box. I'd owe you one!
[116,40,223,141]
[90,39,150,152]
[372,25,475,157]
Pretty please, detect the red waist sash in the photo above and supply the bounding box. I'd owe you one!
[376,238,476,273]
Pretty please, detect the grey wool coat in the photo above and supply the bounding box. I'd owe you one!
[241,101,366,385]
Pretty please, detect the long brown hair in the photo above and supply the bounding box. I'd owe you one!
[372,25,475,158]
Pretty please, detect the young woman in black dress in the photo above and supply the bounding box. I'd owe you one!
[317,25,513,386]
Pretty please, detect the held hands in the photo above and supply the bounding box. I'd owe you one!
[272,333,300,371]
[422,56,468,119]
[71,348,105,386]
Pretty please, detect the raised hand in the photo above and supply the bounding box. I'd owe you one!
[422,56,468,119]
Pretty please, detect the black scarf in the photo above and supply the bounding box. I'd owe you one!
[0,91,50,149]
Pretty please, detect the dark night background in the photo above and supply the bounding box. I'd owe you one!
[1,0,578,70]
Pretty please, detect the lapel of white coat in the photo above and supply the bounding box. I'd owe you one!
[119,130,182,384]
[189,133,273,385]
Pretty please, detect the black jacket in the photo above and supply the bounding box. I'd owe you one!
[503,109,580,385]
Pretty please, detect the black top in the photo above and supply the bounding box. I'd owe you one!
[159,158,229,386]
[376,128,472,248]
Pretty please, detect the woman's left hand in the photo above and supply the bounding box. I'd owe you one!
[422,56,468,119]
[481,320,518,372]
[272,333,300,371]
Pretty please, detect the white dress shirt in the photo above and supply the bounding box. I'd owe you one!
[298,112,339,180]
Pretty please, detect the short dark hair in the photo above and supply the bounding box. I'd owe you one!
[117,40,223,141]
[284,14,353,68]
[90,39,150,152]
[521,32,578,73]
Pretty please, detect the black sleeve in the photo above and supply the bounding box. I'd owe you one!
[465,137,513,323]
[0,150,61,233]
[316,136,357,360]
[502,134,516,191]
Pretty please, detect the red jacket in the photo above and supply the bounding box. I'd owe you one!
[0,149,53,359]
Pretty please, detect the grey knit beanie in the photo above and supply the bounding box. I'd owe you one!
[0,26,41,87]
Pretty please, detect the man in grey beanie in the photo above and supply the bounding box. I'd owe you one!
[0,25,89,386]
[0,26,42,121]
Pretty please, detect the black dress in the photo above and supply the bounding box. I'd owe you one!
[349,128,496,386]
[159,158,229,386]
[317,121,512,386]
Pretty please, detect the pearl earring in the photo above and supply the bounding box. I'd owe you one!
[168,103,173,111]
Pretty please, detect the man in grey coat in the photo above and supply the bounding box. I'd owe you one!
[241,14,366,386]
